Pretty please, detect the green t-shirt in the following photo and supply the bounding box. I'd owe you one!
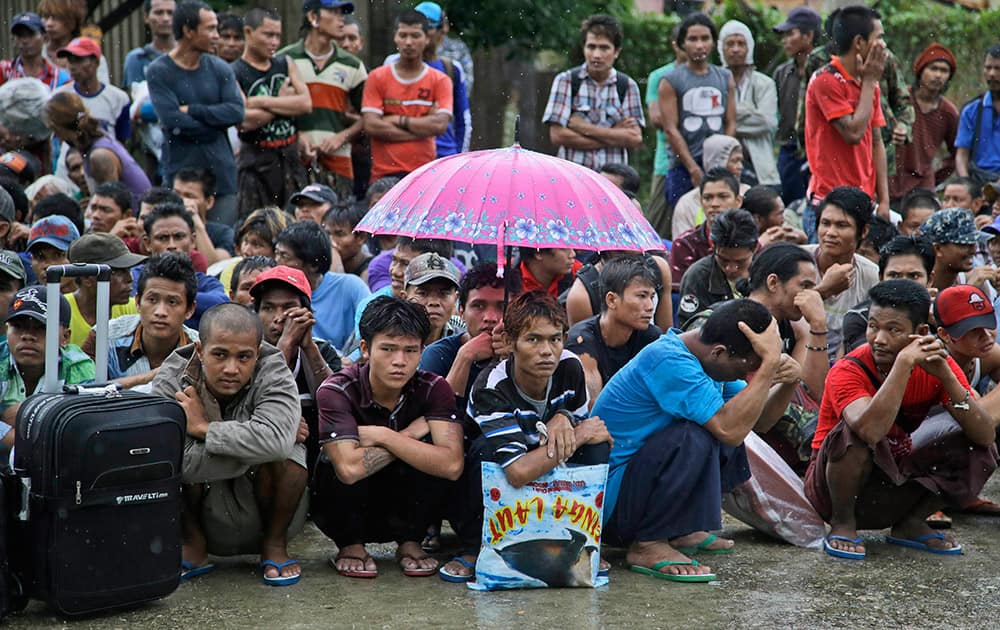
[646,62,675,176]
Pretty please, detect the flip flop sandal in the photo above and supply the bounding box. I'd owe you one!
[960,498,1000,515]
[398,554,439,577]
[438,556,475,583]
[330,553,378,578]
[421,533,441,553]
[886,531,963,555]
[823,535,866,560]
[180,560,216,581]
[676,533,734,556]
[926,510,953,529]
[261,559,301,586]
[629,559,716,583]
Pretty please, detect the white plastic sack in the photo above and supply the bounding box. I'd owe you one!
[469,462,609,591]
[721,431,825,549]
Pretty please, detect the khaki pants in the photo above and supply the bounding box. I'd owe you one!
[199,468,309,556]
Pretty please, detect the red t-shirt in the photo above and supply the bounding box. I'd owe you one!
[804,57,886,200]
[519,259,583,298]
[361,63,453,181]
[812,344,971,451]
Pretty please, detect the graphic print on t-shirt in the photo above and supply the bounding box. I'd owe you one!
[246,72,295,143]
[682,86,725,134]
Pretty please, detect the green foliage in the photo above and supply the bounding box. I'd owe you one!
[878,2,1000,104]
[612,2,785,207]
[440,0,632,58]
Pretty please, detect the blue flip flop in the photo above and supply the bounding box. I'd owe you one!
[438,556,475,583]
[261,559,302,586]
[180,560,216,581]
[823,535,866,560]
[885,531,963,555]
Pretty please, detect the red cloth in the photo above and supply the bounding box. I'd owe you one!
[668,223,711,292]
[812,344,971,451]
[361,64,454,181]
[804,57,886,200]
[518,259,582,298]
[913,43,957,76]
[890,89,959,199]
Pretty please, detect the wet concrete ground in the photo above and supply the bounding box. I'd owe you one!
[9,476,1000,629]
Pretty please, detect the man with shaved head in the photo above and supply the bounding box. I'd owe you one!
[151,302,309,587]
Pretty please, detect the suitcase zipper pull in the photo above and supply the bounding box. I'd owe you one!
[75,480,82,505]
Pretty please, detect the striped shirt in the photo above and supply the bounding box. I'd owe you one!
[279,41,367,180]
[468,349,589,468]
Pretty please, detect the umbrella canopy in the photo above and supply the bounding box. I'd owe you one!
[357,144,663,273]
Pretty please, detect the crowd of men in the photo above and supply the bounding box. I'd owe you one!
[0,0,998,589]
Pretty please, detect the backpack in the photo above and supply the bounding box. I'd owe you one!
[558,256,666,313]
[570,67,630,108]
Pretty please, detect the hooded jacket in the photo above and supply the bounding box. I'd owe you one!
[718,20,780,186]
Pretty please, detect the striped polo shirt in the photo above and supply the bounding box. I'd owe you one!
[279,40,367,180]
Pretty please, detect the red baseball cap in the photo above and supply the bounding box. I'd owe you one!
[249,265,312,304]
[57,37,101,59]
[934,285,996,338]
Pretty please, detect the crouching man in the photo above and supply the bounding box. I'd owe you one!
[151,303,308,586]
[442,291,613,582]
[806,280,997,559]
[592,299,797,582]
[313,296,463,579]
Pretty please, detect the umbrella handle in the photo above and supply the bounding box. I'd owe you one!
[496,221,507,278]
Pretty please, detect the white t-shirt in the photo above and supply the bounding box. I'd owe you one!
[803,244,880,360]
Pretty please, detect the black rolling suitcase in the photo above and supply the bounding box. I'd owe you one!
[10,264,186,616]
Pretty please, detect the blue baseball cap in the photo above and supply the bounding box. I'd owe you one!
[11,12,45,35]
[304,0,355,14]
[415,2,444,27]
[27,216,80,253]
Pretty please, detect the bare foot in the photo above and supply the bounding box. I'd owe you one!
[599,557,611,573]
[182,541,209,570]
[626,540,712,577]
[826,524,866,555]
[441,553,477,579]
[669,531,734,552]
[333,543,377,574]
[890,521,959,552]
[397,540,439,573]
[261,541,299,580]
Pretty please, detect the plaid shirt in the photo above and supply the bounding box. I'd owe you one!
[0,56,70,90]
[542,65,645,171]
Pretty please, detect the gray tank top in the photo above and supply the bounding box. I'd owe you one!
[665,63,731,162]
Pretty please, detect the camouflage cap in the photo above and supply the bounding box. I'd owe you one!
[920,208,991,245]
[404,252,460,289]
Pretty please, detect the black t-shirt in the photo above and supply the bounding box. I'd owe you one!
[565,315,662,385]
[231,56,296,146]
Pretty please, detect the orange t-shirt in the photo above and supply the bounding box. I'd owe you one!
[361,63,453,181]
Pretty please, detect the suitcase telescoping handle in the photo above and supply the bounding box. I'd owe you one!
[44,264,111,393]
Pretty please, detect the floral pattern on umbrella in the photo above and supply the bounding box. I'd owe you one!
[358,144,664,268]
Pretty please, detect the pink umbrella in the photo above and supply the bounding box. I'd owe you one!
[357,144,663,274]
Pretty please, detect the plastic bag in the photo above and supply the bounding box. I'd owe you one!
[721,431,825,549]
[0,78,51,143]
[469,461,609,591]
